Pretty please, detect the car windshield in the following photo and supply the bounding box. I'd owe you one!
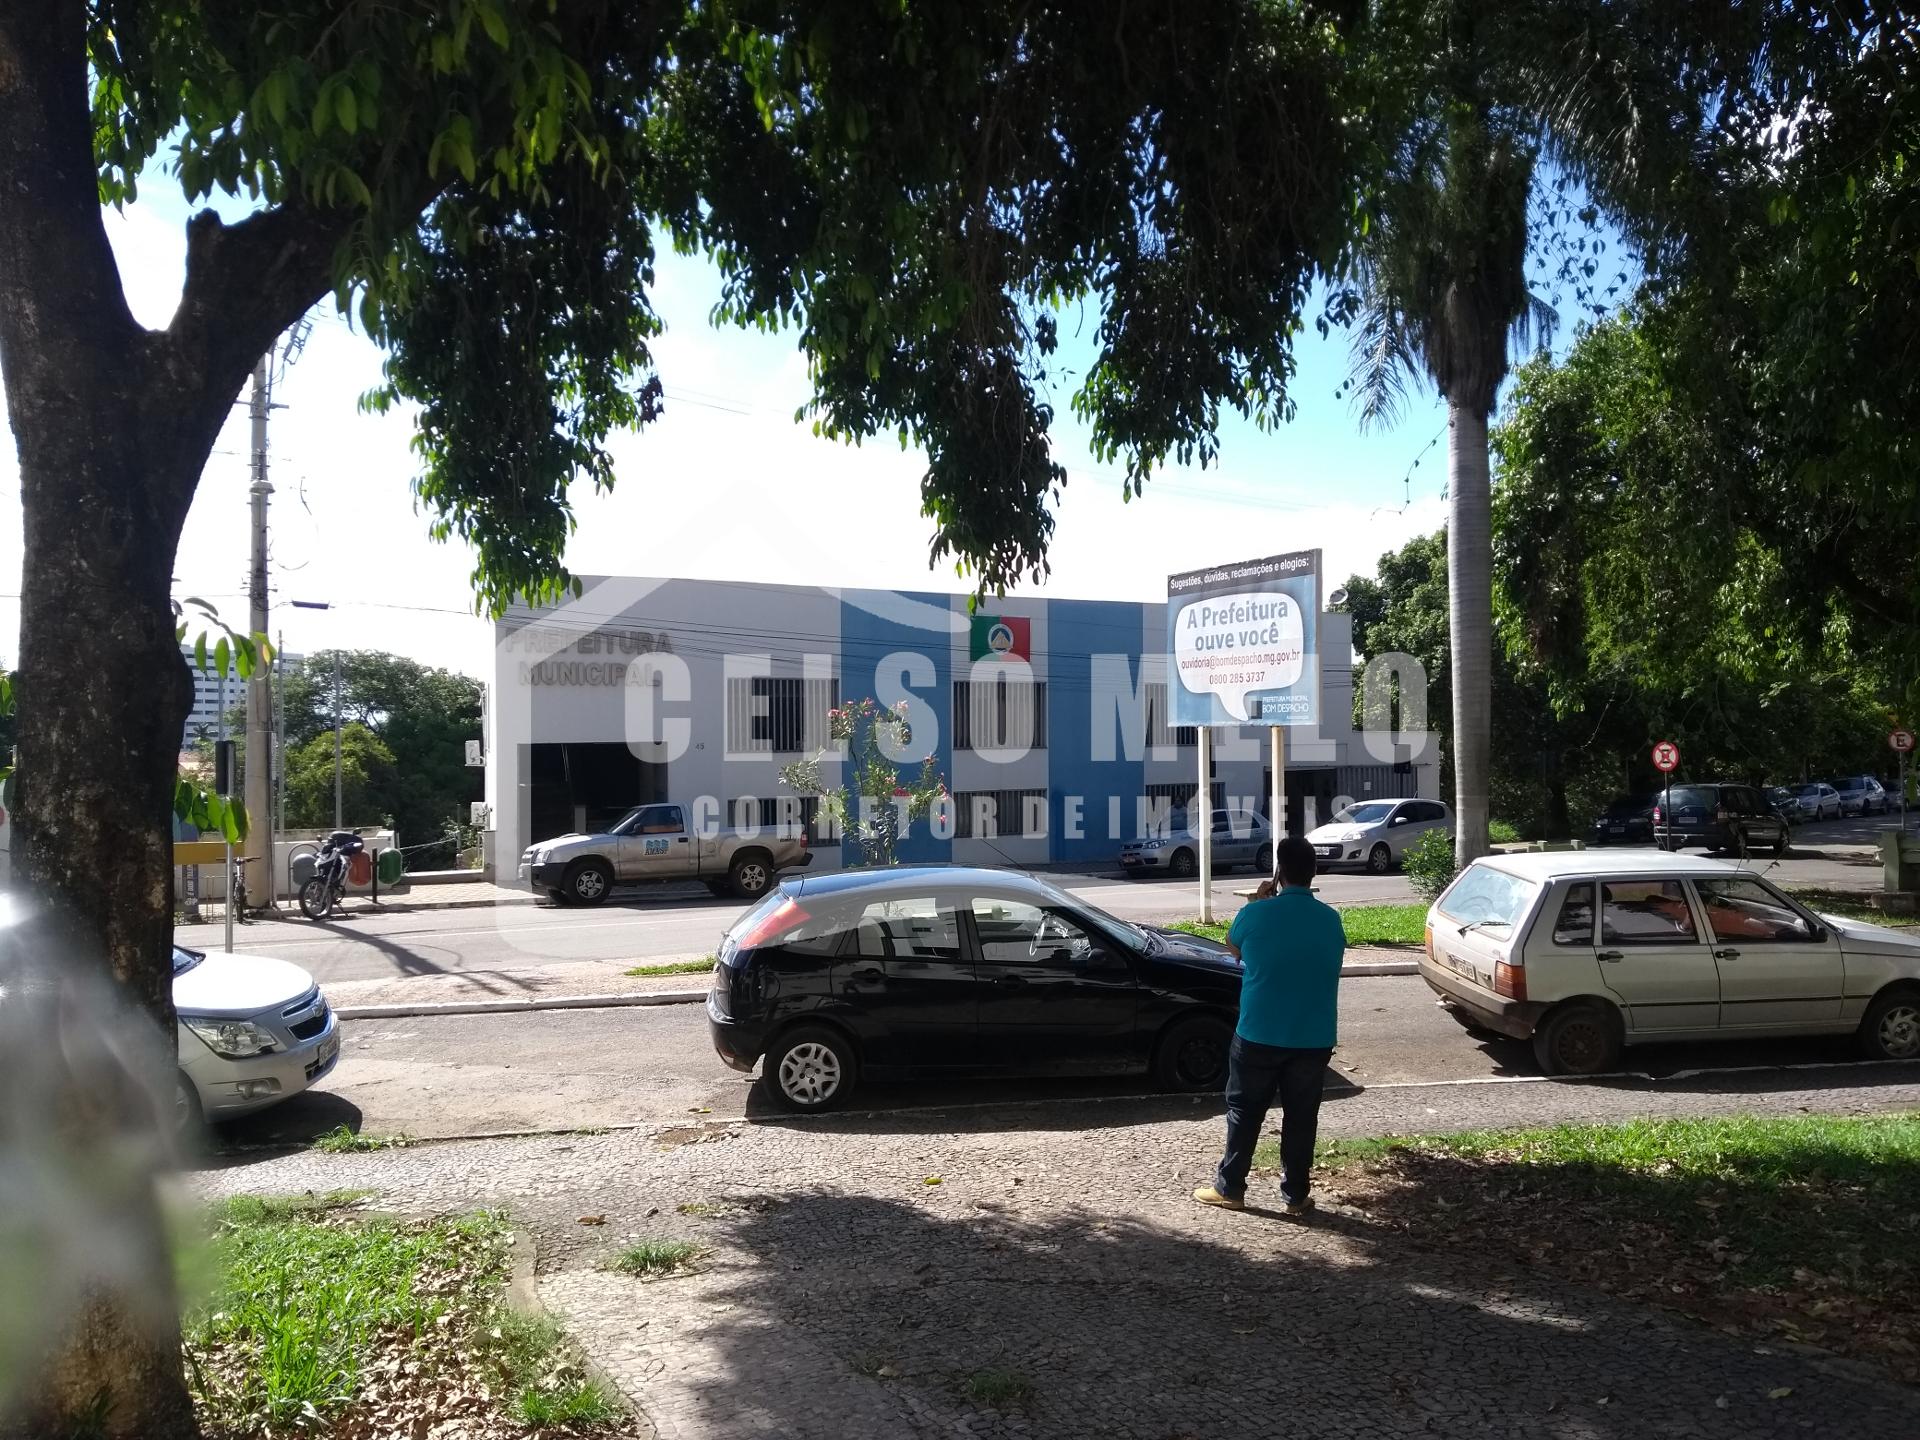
[1838,778,1867,791]
[1794,784,1824,798]
[1333,802,1395,825]
[1436,864,1541,932]
[172,945,203,976]
[1603,794,1654,818]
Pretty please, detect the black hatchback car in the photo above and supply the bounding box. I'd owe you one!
[1588,792,1657,847]
[1650,783,1790,856]
[708,866,1244,1111]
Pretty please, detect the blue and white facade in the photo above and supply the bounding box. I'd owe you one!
[485,576,1439,870]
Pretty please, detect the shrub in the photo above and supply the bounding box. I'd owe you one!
[1402,828,1459,902]
[1487,818,1521,845]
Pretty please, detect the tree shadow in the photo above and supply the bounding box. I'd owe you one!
[563,1174,1918,1440]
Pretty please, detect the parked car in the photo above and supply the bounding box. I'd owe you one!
[1650,783,1789,855]
[1788,782,1842,822]
[709,866,1246,1110]
[174,944,339,1129]
[1303,798,1452,874]
[1764,786,1799,824]
[1118,807,1272,878]
[1832,775,1890,818]
[1420,851,1920,1075]
[518,801,812,905]
[1588,793,1657,847]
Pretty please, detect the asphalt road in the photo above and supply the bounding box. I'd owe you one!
[214,970,1920,1149]
[178,819,1896,987]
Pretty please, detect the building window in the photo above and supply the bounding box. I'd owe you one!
[726,675,838,755]
[952,679,1047,751]
[1143,681,1198,749]
[730,795,839,846]
[952,788,1049,840]
[1144,780,1225,814]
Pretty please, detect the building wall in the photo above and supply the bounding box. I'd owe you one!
[487,576,1440,870]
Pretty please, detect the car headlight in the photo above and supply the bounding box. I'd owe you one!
[1143,839,1166,851]
[183,1017,280,1059]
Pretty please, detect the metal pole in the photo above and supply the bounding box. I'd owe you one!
[1197,725,1213,923]
[274,628,286,904]
[1269,725,1286,865]
[245,354,274,912]
[333,652,344,829]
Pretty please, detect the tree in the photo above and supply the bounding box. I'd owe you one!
[278,652,482,864]
[0,6,1374,1429]
[780,698,946,868]
[282,724,397,831]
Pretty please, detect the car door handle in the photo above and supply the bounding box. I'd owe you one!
[848,966,885,986]
[993,973,1027,986]
[1714,948,1740,961]
[676,836,689,843]
[1596,950,1623,963]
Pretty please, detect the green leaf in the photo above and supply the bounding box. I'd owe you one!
[194,633,209,674]
[265,70,289,125]
[335,85,359,135]
[478,2,511,49]
[213,636,231,679]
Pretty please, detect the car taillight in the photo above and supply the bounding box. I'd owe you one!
[734,896,811,951]
[1494,960,1527,1001]
[1715,807,1728,821]
[1651,806,1662,822]
[1424,924,1434,963]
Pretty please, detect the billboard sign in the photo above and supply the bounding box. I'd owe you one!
[1167,550,1320,726]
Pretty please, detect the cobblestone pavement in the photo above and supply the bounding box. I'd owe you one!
[191,1074,1920,1440]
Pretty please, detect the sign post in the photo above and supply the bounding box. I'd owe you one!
[1652,740,1680,850]
[1893,729,1915,832]
[1167,550,1322,910]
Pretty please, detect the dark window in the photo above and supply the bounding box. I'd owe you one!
[1696,878,1818,944]
[632,804,684,835]
[1144,684,1198,748]
[953,788,1049,839]
[1601,881,1698,945]
[1552,883,1595,946]
[1145,781,1225,815]
[853,896,963,960]
[727,675,838,755]
[953,679,1047,751]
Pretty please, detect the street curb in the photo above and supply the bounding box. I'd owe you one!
[334,989,707,1020]
[333,964,1417,1020]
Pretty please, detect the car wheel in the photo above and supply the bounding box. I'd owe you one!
[1153,1014,1233,1092]
[761,1026,857,1112]
[1531,1001,1622,1077]
[1168,847,1197,879]
[1859,988,1920,1062]
[563,859,613,907]
[729,852,773,899]
[1773,827,1790,856]
[172,1071,204,1137]
[1366,843,1392,875]
[1255,843,1273,875]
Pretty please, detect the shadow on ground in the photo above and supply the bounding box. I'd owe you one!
[559,1172,1919,1440]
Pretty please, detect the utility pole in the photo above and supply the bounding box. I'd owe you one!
[333,651,344,829]
[274,627,286,904]
[244,354,275,911]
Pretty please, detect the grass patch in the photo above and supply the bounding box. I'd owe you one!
[962,1368,1034,1408]
[1487,818,1523,845]
[1313,1114,1920,1378]
[184,1202,624,1436]
[623,955,716,977]
[311,1125,411,1154]
[610,1239,704,1276]
[1173,902,1427,948]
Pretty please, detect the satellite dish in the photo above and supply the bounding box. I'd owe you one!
[1327,587,1350,608]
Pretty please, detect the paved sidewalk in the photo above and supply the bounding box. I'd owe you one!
[193,1078,1920,1439]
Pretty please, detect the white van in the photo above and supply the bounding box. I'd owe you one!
[1421,851,1920,1074]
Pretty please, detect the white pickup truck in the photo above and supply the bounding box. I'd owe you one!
[518,802,813,906]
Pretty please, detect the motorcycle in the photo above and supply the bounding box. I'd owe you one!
[300,830,366,919]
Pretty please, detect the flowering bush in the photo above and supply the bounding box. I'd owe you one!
[780,696,947,867]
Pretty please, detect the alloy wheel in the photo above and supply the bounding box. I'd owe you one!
[778,1042,843,1106]
[573,869,606,901]
[1877,1003,1920,1061]
[736,861,768,893]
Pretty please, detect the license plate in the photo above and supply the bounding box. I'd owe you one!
[1315,845,1338,857]
[1121,855,1140,865]
[1440,949,1482,985]
[1609,824,1625,833]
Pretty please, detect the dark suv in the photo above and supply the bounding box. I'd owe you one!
[1651,783,1789,856]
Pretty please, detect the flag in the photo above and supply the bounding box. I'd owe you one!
[968,615,1031,662]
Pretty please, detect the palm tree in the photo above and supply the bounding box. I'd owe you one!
[1343,100,1556,864]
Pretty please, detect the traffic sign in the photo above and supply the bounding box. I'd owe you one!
[1652,740,1680,773]
[1892,729,1915,754]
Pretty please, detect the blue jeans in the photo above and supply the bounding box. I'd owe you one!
[1213,1034,1333,1204]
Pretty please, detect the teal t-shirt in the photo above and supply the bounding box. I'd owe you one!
[1225,887,1346,1049]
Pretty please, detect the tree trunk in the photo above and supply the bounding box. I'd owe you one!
[1447,401,1494,863]
[0,6,334,1435]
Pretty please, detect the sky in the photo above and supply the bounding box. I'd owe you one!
[0,174,1458,683]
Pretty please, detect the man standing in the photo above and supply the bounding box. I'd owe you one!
[1193,835,1345,1218]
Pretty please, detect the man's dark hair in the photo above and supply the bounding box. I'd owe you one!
[1276,835,1317,887]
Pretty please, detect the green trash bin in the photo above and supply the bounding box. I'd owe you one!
[376,848,405,886]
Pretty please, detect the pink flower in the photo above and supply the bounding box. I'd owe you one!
[892,786,910,798]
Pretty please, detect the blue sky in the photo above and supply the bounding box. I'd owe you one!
[0,171,1473,678]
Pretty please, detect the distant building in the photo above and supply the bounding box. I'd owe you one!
[181,644,302,749]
